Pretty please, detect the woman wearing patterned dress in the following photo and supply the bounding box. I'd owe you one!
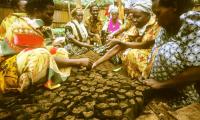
[11,0,27,12]
[85,4,103,46]
[0,0,90,93]
[144,0,200,107]
[102,7,122,34]
[65,8,93,55]
[0,0,27,39]
[92,1,160,79]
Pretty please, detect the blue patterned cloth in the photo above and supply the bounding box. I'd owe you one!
[150,11,200,81]
[148,11,200,108]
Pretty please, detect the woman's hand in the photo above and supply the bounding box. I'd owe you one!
[66,33,75,39]
[143,79,164,90]
[91,62,97,69]
[79,58,92,68]
[107,34,114,39]
[53,37,65,48]
[84,44,93,48]
[106,39,121,48]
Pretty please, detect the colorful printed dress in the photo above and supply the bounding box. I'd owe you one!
[0,14,71,93]
[85,16,103,45]
[65,20,89,55]
[102,19,122,34]
[146,11,200,107]
[121,16,160,79]
[0,13,26,40]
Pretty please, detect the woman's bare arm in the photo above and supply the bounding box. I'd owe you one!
[70,37,93,48]
[145,67,200,89]
[120,40,155,49]
[92,45,122,68]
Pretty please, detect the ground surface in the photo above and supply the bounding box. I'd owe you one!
[0,51,199,120]
[0,57,151,120]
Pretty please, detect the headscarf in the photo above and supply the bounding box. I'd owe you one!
[130,0,152,14]
[71,7,83,18]
[110,6,119,14]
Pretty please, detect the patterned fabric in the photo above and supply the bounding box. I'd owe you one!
[108,19,121,33]
[124,0,152,9]
[17,47,71,90]
[0,55,18,93]
[85,16,103,35]
[85,16,103,45]
[102,19,122,34]
[117,25,138,42]
[130,0,152,14]
[0,13,26,40]
[148,11,200,108]
[121,16,160,79]
[65,20,89,43]
[0,14,44,55]
[149,11,200,81]
[0,14,71,93]
[65,20,89,55]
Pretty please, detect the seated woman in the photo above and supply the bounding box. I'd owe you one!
[0,0,27,39]
[85,4,103,46]
[92,1,160,79]
[107,12,134,39]
[0,0,90,93]
[144,0,200,107]
[11,0,27,12]
[65,8,93,55]
[102,7,122,37]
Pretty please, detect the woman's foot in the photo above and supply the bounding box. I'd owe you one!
[17,73,31,92]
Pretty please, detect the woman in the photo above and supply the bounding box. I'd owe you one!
[102,7,122,34]
[0,0,27,39]
[85,4,103,46]
[65,8,93,55]
[0,0,90,93]
[11,0,27,12]
[92,1,160,79]
[144,0,200,107]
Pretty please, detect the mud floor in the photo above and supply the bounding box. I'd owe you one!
[0,51,199,120]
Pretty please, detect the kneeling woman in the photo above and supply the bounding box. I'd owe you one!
[92,1,160,79]
[0,0,90,93]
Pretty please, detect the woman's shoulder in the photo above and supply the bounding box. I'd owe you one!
[181,11,200,19]
[177,11,200,42]
[180,11,200,27]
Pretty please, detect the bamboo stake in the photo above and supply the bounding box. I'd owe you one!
[117,0,124,22]
[76,0,82,8]
[68,1,71,20]
[84,0,95,12]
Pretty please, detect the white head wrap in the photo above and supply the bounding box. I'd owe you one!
[110,6,119,14]
[130,0,152,14]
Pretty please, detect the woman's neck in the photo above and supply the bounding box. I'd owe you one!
[165,17,182,35]
[92,16,98,21]
[112,19,118,24]
[28,14,38,19]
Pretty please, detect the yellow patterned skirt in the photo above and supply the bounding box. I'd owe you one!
[121,49,151,79]
[0,47,71,93]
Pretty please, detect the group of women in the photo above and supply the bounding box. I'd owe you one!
[0,0,200,107]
